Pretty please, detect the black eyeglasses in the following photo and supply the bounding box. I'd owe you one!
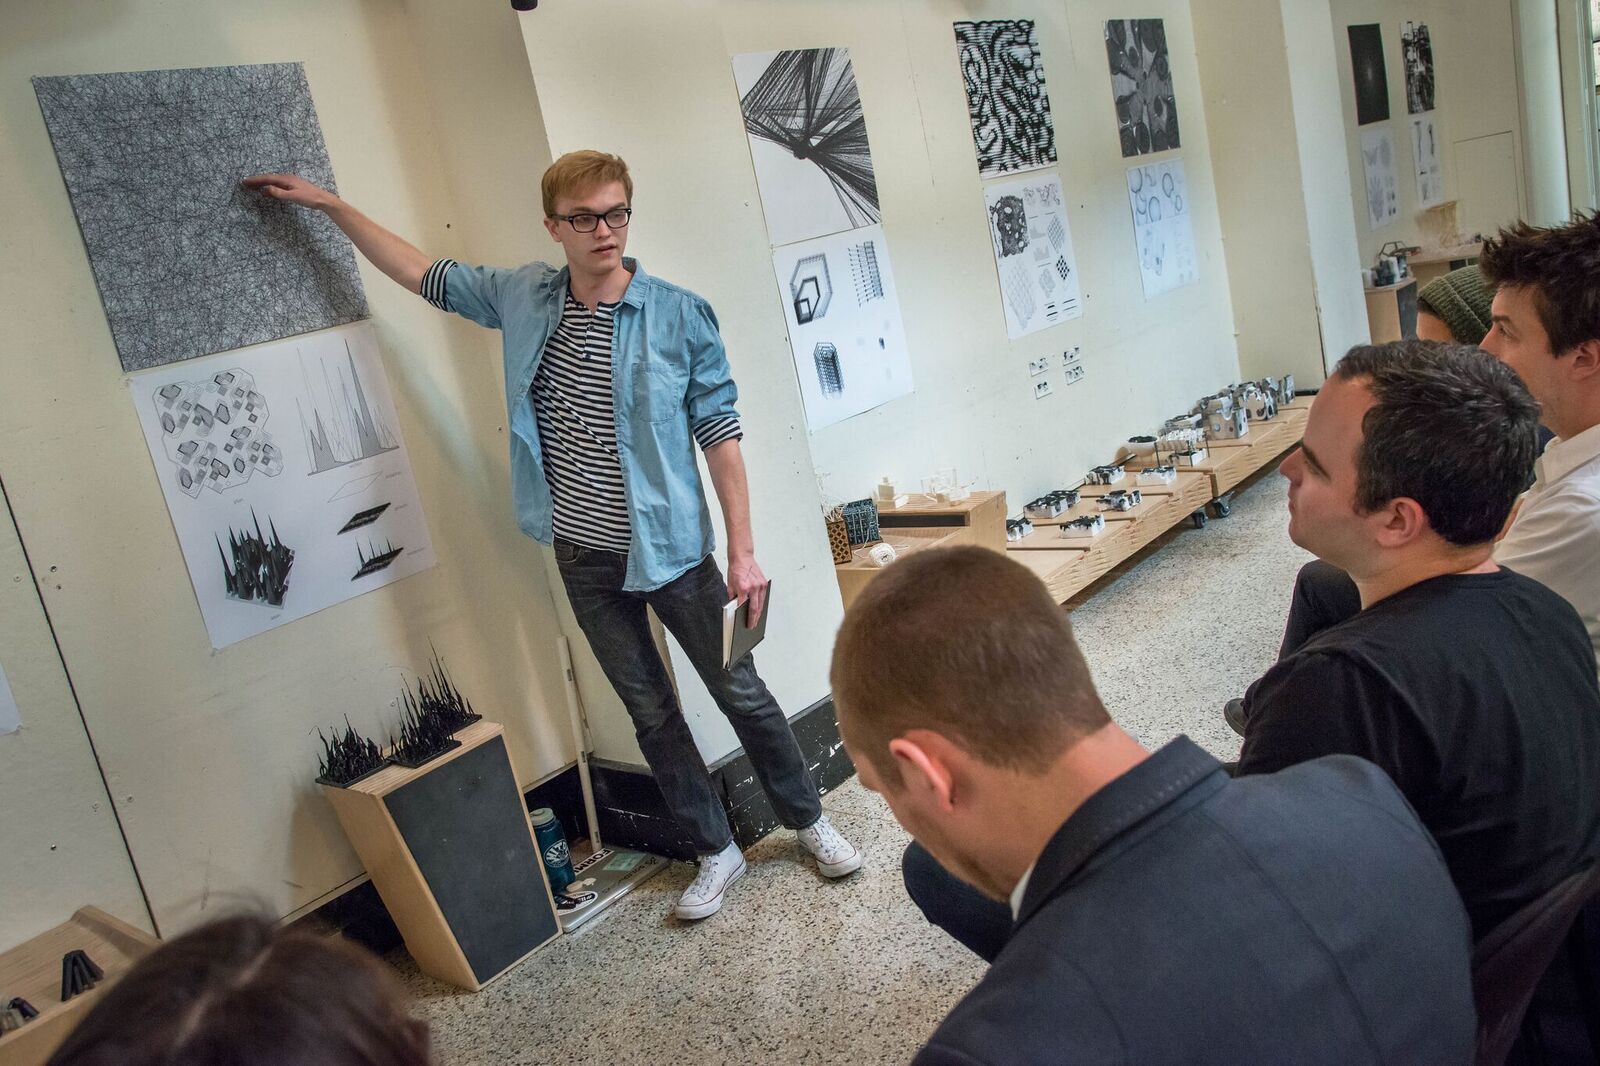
[553,207,632,233]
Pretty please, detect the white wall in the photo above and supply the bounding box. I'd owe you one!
[0,0,575,934]
[0,492,150,952]
[1331,0,1528,262]
[1517,0,1575,222]
[517,0,1247,765]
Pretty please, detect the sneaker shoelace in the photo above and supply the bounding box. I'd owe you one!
[809,818,848,856]
[687,854,726,896]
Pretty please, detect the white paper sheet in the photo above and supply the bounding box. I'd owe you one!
[0,660,18,736]
[1361,123,1401,229]
[732,47,881,247]
[772,224,914,432]
[128,321,436,649]
[983,173,1083,338]
[1125,159,1199,299]
[1410,114,1444,208]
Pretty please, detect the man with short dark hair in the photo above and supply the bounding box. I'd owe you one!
[1236,340,1600,939]
[834,545,1476,1065]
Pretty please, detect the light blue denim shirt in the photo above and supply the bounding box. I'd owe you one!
[421,257,741,591]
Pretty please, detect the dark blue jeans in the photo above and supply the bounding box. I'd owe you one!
[902,841,1014,963]
[555,539,822,854]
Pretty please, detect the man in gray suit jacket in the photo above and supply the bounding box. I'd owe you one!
[831,546,1475,1065]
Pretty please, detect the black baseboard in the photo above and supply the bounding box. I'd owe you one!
[590,696,853,861]
[300,695,853,951]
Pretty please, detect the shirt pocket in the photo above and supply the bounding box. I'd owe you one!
[630,362,687,424]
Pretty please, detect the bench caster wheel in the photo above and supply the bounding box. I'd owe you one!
[1190,509,1208,529]
[1209,495,1234,519]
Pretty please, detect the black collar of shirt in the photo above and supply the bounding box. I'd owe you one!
[1016,735,1225,927]
[548,258,647,309]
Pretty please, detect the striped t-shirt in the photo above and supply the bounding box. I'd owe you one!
[419,260,746,555]
[535,293,632,552]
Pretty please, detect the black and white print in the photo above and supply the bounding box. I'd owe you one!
[1125,160,1199,299]
[733,47,880,247]
[1361,124,1400,229]
[128,322,435,648]
[1410,114,1443,207]
[1104,19,1181,158]
[1347,24,1391,126]
[953,19,1058,177]
[771,224,913,431]
[32,63,368,372]
[1401,22,1435,115]
[982,174,1082,338]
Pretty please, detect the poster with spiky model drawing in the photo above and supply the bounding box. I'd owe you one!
[128,322,436,648]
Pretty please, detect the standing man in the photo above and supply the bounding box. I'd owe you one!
[245,151,860,920]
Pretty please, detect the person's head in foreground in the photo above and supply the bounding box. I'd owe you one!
[540,150,634,281]
[1279,339,1538,597]
[1415,265,1492,344]
[830,544,1145,902]
[1480,211,1600,439]
[47,913,430,1066]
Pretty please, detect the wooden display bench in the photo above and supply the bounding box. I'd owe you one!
[321,721,560,991]
[834,527,962,611]
[873,490,1007,554]
[0,907,158,1066]
[1129,416,1306,502]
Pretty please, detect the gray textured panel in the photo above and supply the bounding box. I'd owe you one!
[33,63,368,372]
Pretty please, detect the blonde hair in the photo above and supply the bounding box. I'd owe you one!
[541,150,633,217]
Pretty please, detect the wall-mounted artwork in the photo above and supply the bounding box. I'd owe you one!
[1410,114,1444,208]
[128,322,435,649]
[1401,22,1435,114]
[1104,19,1181,157]
[1125,160,1199,299]
[733,48,880,248]
[32,63,368,373]
[0,660,18,737]
[772,224,913,431]
[983,174,1082,338]
[1361,124,1401,228]
[1347,24,1390,126]
[953,19,1058,177]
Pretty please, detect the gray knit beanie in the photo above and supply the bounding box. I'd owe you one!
[1417,265,1492,345]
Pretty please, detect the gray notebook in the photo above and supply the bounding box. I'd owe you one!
[722,584,771,669]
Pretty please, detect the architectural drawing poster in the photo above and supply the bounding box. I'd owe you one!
[1104,18,1181,158]
[953,19,1058,177]
[1125,159,1199,299]
[983,173,1082,338]
[1361,124,1401,228]
[128,322,435,649]
[772,224,914,432]
[1410,113,1444,208]
[733,47,880,248]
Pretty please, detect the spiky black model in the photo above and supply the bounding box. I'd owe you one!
[316,717,387,787]
[218,510,294,607]
[389,690,461,769]
[412,648,480,734]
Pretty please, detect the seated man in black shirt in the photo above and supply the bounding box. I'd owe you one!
[1236,340,1600,939]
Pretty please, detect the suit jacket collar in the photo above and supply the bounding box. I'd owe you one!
[1015,735,1225,926]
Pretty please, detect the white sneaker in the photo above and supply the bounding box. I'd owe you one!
[674,840,746,920]
[797,815,863,878]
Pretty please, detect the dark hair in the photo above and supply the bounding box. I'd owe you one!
[1333,340,1538,546]
[830,546,1110,782]
[1478,212,1600,355]
[47,914,431,1066]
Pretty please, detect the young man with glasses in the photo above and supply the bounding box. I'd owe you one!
[244,151,860,920]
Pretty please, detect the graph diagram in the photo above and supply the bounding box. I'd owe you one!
[297,341,399,475]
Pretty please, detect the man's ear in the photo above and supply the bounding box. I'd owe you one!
[1371,496,1430,550]
[542,216,561,243]
[1567,338,1600,382]
[887,731,959,812]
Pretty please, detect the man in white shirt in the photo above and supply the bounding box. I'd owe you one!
[1479,213,1600,666]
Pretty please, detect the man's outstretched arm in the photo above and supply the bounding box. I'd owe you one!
[242,174,432,293]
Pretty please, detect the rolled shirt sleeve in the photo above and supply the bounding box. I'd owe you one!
[685,298,743,450]
[420,258,505,330]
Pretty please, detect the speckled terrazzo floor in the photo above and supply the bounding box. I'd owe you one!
[402,469,1311,1066]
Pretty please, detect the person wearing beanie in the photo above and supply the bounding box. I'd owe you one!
[1416,265,1492,344]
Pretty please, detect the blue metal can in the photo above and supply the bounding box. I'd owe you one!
[530,807,575,891]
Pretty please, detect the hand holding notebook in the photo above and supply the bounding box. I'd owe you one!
[722,581,771,669]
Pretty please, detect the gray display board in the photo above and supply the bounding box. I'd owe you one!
[33,63,368,372]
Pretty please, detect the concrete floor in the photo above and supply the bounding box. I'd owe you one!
[403,469,1311,1065]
